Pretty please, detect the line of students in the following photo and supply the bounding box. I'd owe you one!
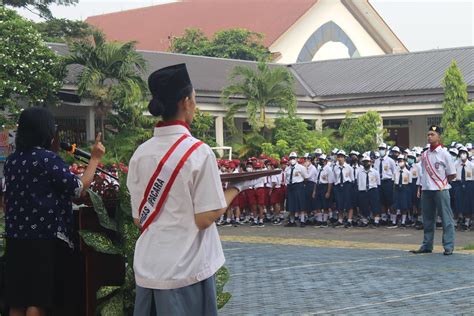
[218,142,474,230]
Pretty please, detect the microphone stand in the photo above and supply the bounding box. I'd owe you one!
[74,156,119,181]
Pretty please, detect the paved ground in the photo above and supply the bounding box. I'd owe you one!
[218,226,474,315]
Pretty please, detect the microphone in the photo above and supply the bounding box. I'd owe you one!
[60,142,91,160]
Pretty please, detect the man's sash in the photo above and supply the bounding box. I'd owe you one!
[138,134,204,232]
[422,150,447,190]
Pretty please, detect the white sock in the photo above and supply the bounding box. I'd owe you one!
[348,219,352,223]
[465,218,471,226]
[437,216,442,223]
[375,216,380,224]
[235,218,240,223]
[396,209,401,215]
[317,213,323,222]
[338,218,343,223]
[300,214,305,222]
[323,213,329,222]
[362,218,368,224]
[391,214,397,224]
[226,218,231,223]
[402,215,407,224]
[259,218,263,223]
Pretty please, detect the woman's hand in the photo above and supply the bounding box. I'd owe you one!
[90,133,106,161]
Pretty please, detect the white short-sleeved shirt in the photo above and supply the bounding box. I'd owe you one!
[420,146,456,191]
[306,164,318,183]
[317,164,335,184]
[357,168,380,191]
[393,167,412,185]
[455,160,474,181]
[285,163,308,184]
[127,124,227,290]
[333,162,355,185]
[409,163,421,179]
[374,156,396,180]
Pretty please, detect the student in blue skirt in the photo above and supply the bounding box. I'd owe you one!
[312,154,335,227]
[448,147,461,226]
[455,146,473,231]
[392,155,412,228]
[303,153,318,226]
[284,152,309,227]
[406,151,421,225]
[332,150,355,228]
[356,155,380,227]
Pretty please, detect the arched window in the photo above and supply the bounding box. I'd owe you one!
[297,21,360,62]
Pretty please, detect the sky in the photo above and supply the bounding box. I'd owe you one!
[12,0,474,52]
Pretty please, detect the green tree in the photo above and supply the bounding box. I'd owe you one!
[3,0,78,19]
[170,28,270,61]
[34,18,93,42]
[338,111,384,153]
[0,8,64,110]
[170,28,210,56]
[222,62,296,135]
[190,108,217,146]
[440,60,468,143]
[63,31,147,139]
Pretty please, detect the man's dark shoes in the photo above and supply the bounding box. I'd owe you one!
[410,248,432,254]
[443,249,453,256]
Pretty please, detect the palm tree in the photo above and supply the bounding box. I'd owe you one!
[64,31,147,139]
[222,61,296,135]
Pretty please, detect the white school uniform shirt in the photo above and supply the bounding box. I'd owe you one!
[350,164,361,180]
[306,164,318,183]
[455,160,474,181]
[333,162,354,185]
[271,170,284,188]
[409,162,421,180]
[317,164,335,184]
[253,172,266,188]
[393,166,413,186]
[357,168,380,191]
[285,163,308,184]
[374,155,396,180]
[420,146,456,191]
[127,124,227,290]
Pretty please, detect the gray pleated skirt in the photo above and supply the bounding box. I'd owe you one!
[134,275,217,316]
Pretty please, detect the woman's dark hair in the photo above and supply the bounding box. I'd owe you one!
[148,85,193,120]
[15,107,56,151]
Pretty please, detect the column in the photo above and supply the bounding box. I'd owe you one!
[86,107,96,142]
[314,118,323,131]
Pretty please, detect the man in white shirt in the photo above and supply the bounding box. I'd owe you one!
[412,125,457,255]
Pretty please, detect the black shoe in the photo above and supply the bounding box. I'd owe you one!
[387,222,398,229]
[436,222,442,229]
[410,248,432,254]
[284,221,297,227]
[344,221,352,228]
[250,221,259,227]
[358,222,368,228]
[443,249,453,256]
[333,221,343,228]
[222,221,233,227]
[399,223,407,228]
[272,219,282,225]
[300,221,306,228]
[258,222,265,228]
[319,221,328,228]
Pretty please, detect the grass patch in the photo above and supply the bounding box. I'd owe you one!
[463,244,474,250]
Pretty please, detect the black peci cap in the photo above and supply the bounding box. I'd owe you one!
[147,63,193,116]
[428,125,443,134]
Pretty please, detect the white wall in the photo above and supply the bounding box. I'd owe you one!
[270,0,385,63]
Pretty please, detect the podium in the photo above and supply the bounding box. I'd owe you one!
[75,207,125,316]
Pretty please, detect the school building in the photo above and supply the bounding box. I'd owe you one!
[47,0,474,148]
[49,44,473,148]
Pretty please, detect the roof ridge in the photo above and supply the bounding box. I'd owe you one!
[292,46,474,66]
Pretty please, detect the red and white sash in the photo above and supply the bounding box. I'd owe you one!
[422,150,447,190]
[138,134,204,232]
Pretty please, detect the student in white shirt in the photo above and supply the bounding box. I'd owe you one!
[406,151,421,226]
[303,153,318,225]
[332,150,355,228]
[312,154,334,227]
[356,155,380,227]
[392,155,412,228]
[374,142,396,225]
[455,147,474,230]
[128,64,249,315]
[412,125,456,256]
[284,152,308,227]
